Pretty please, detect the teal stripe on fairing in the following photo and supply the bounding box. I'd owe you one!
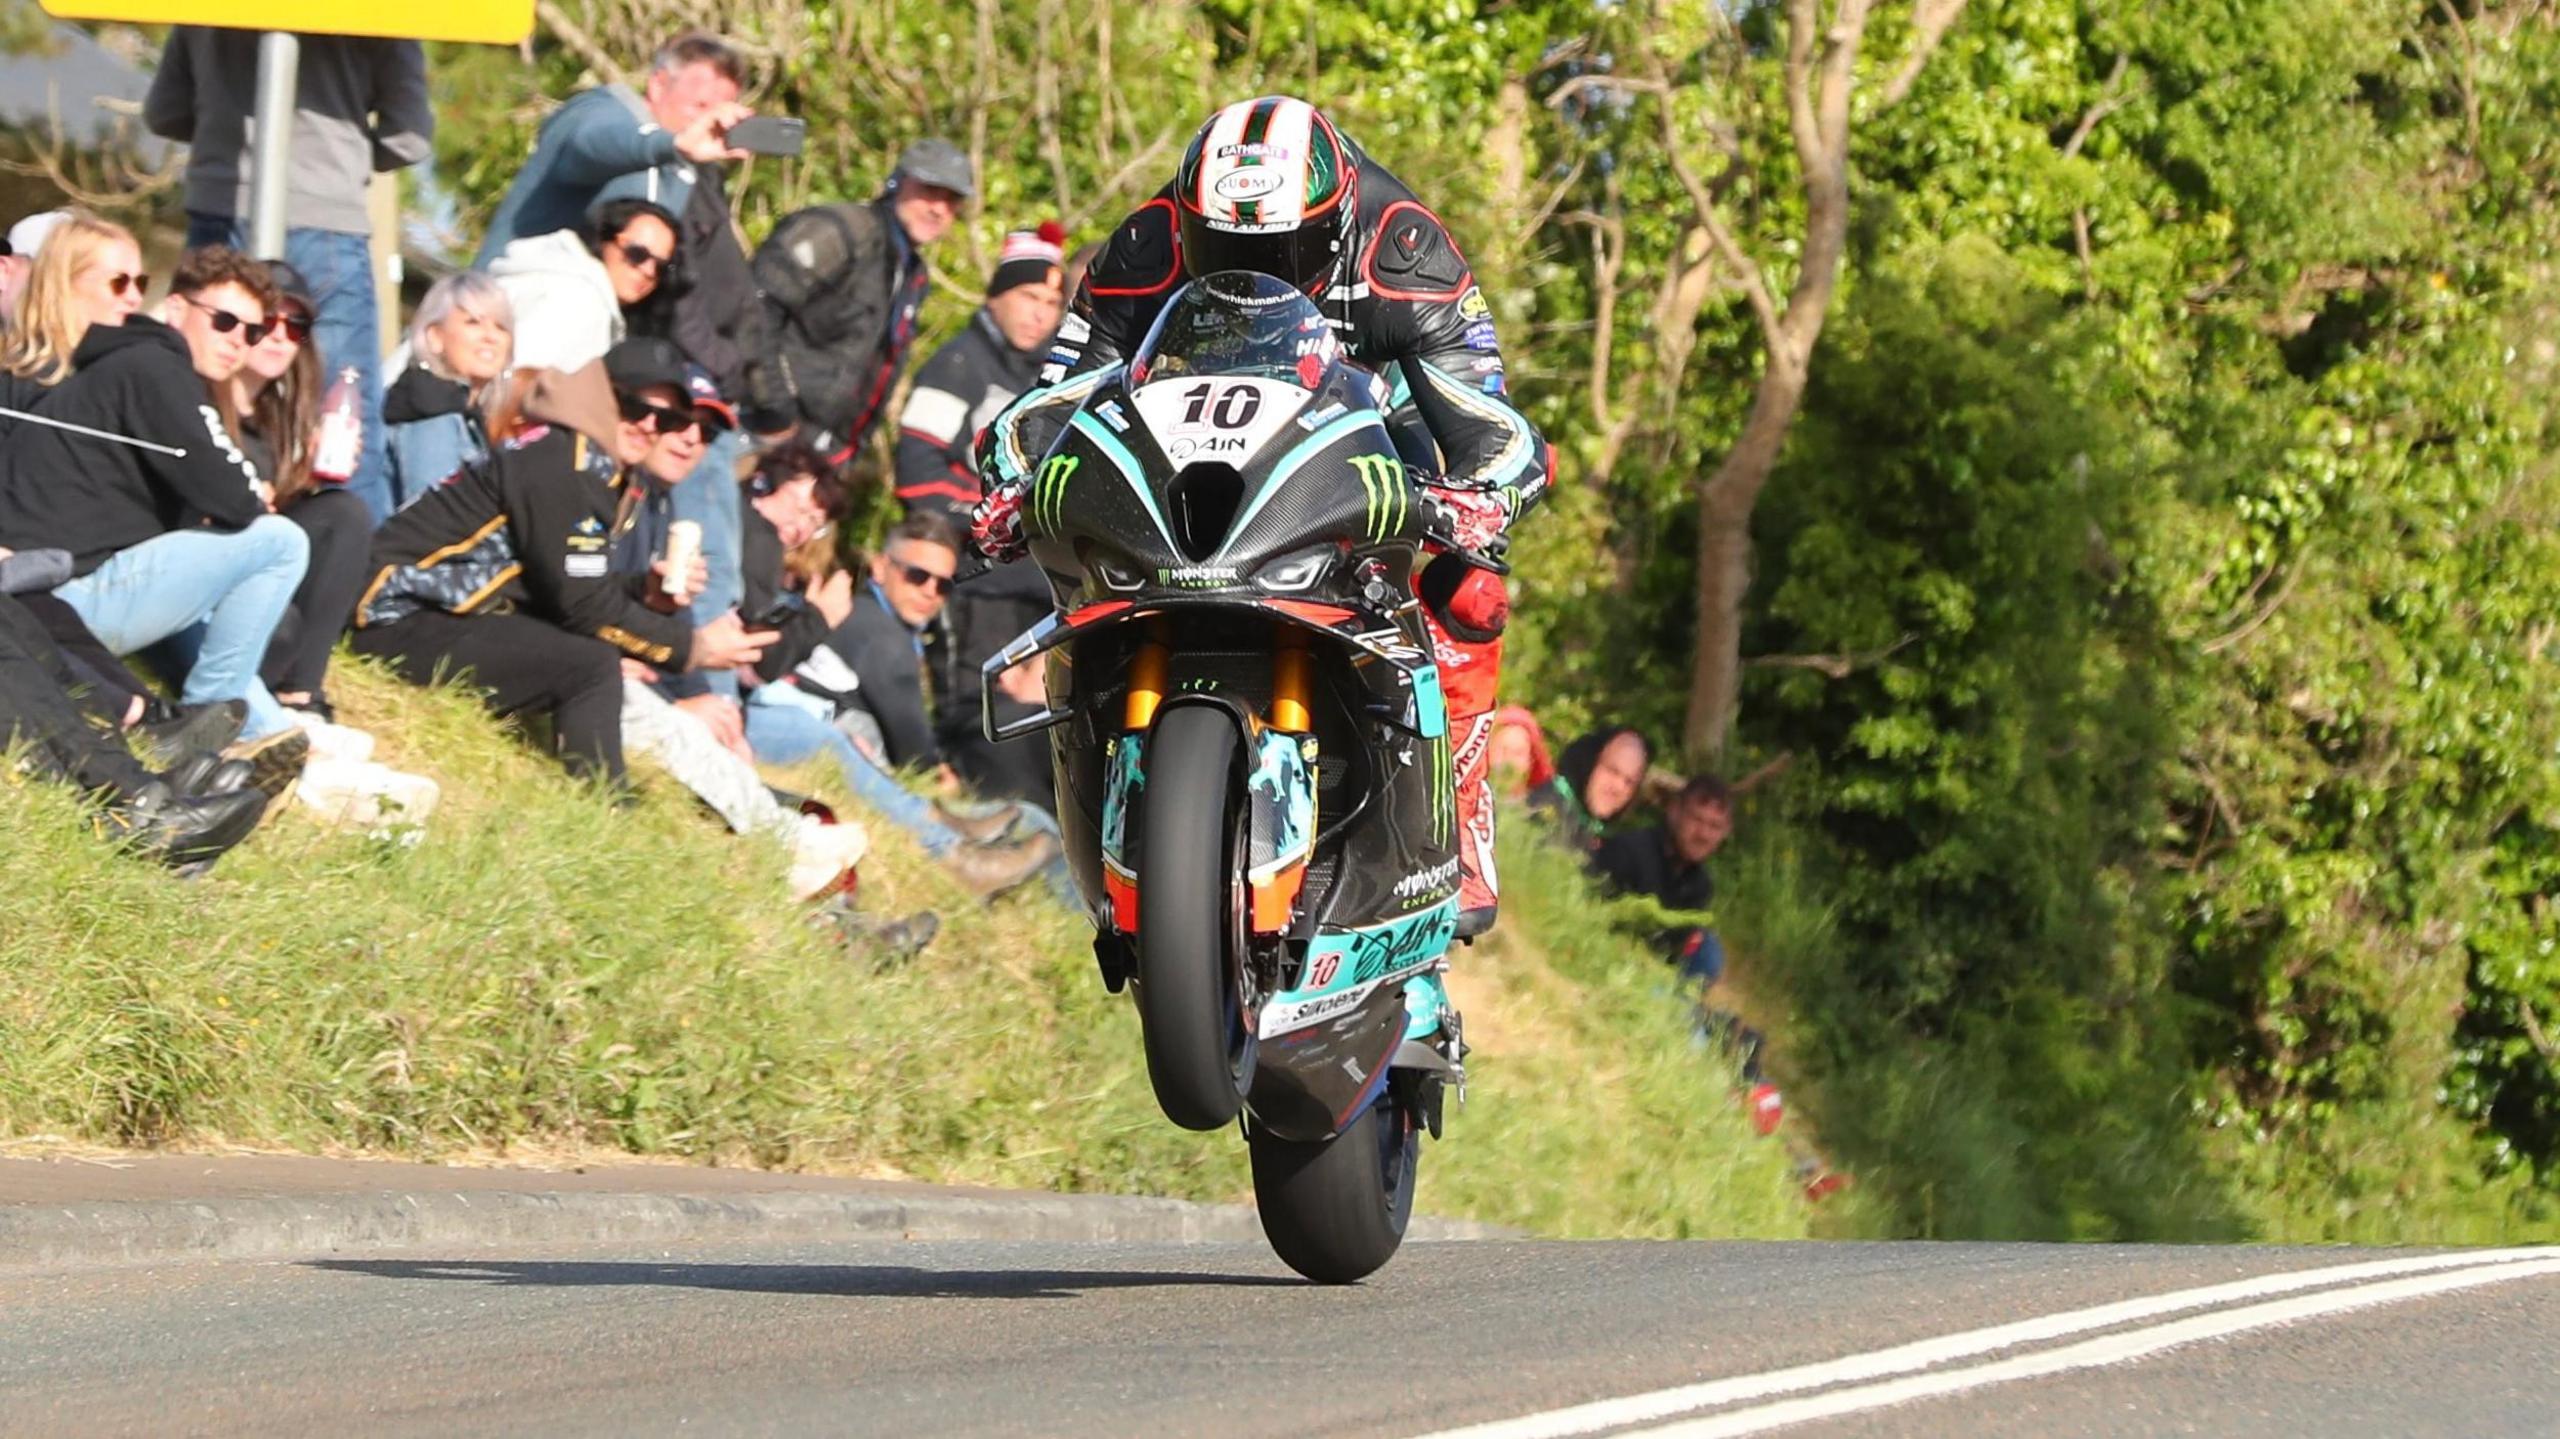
[1071,408,1175,546]
[1211,412,1381,560]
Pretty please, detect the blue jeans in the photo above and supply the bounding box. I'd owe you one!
[744,687,962,856]
[55,518,309,739]
[186,217,391,524]
[659,428,750,701]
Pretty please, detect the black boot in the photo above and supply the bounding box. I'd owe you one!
[133,700,249,770]
[163,751,258,798]
[99,781,270,869]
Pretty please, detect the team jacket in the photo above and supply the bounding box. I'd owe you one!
[982,138,1551,529]
[352,425,693,668]
[893,308,1042,524]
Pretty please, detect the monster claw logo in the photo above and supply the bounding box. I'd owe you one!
[1348,453,1406,545]
[1031,454,1080,535]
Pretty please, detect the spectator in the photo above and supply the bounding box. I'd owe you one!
[350,352,766,784]
[0,584,268,868]
[1590,774,1733,985]
[931,557,1057,813]
[1,210,79,331]
[0,245,312,789]
[488,198,679,375]
[146,28,434,525]
[733,448,1058,897]
[0,210,141,424]
[741,137,973,463]
[1535,724,1651,853]
[791,510,958,770]
[381,271,513,510]
[0,213,175,730]
[1488,705,1556,803]
[473,30,748,264]
[895,222,1067,524]
[228,261,373,729]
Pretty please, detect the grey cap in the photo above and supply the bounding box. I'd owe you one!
[893,137,976,200]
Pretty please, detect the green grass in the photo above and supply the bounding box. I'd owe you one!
[0,658,1820,1239]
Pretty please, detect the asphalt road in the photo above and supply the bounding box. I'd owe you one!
[1,1237,2554,1437]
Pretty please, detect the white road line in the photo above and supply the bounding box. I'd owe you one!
[1409,1247,2560,1439]
[1643,1256,2560,1437]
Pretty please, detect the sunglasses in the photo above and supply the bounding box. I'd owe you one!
[273,311,314,344]
[891,561,954,596]
[103,271,149,297]
[616,242,672,273]
[182,297,274,345]
[615,391,703,435]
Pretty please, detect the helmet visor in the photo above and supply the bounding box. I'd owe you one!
[1181,213,1341,295]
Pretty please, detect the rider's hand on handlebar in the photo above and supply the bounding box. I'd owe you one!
[1419,483,1514,559]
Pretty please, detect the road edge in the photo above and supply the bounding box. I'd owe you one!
[0,1185,1507,1271]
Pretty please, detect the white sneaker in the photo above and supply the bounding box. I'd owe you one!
[295,756,439,839]
[287,711,376,765]
[787,814,871,901]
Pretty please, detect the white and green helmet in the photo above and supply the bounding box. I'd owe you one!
[1175,95,1357,295]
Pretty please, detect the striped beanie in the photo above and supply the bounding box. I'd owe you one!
[988,221,1067,297]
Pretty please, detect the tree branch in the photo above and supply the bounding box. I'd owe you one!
[2199,557,2306,654]
[1879,0,1970,108]
[2060,53,2136,159]
[536,0,628,87]
[1745,631,1918,679]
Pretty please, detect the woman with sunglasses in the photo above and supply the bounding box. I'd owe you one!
[486,197,680,376]
[0,211,148,433]
[381,271,514,514]
[0,245,314,789]
[0,212,176,733]
[228,261,375,734]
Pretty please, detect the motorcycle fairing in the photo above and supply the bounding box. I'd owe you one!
[1244,728,1316,935]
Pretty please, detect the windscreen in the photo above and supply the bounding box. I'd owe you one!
[1130,269,1339,388]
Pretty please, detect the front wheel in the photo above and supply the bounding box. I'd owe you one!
[1133,704,1257,1131]
[1249,1095,1419,1284]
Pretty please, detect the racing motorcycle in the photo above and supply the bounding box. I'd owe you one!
[980,270,1482,1284]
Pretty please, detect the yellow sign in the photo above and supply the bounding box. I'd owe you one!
[38,0,533,45]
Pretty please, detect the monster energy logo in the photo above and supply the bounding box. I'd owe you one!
[1030,454,1080,534]
[1349,453,1406,544]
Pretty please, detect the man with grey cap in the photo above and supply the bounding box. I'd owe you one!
[740,137,971,466]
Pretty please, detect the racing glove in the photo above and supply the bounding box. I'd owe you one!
[1418,479,1516,556]
[969,480,1031,564]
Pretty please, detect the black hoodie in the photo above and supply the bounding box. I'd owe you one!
[0,318,267,575]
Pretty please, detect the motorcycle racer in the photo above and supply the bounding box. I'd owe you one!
[972,94,1550,939]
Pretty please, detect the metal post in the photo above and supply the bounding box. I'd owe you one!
[247,31,299,260]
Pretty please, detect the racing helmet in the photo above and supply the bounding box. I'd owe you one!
[1174,96,1358,297]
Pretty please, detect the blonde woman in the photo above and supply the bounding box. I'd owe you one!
[0,211,147,423]
[382,270,514,511]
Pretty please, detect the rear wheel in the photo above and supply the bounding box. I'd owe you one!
[1133,705,1257,1131]
[1249,1095,1419,1284]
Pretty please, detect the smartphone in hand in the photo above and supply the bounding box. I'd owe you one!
[727,116,807,157]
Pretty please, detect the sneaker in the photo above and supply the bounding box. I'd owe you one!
[220,727,310,803]
[932,797,1027,846]
[295,757,440,838]
[163,751,255,798]
[286,710,376,764]
[133,700,249,770]
[810,898,940,965]
[787,814,871,902]
[939,829,1059,900]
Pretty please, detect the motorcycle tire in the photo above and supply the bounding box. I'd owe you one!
[1249,1094,1419,1284]
[1134,704,1257,1131]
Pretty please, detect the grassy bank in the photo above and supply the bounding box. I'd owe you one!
[0,659,1813,1238]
